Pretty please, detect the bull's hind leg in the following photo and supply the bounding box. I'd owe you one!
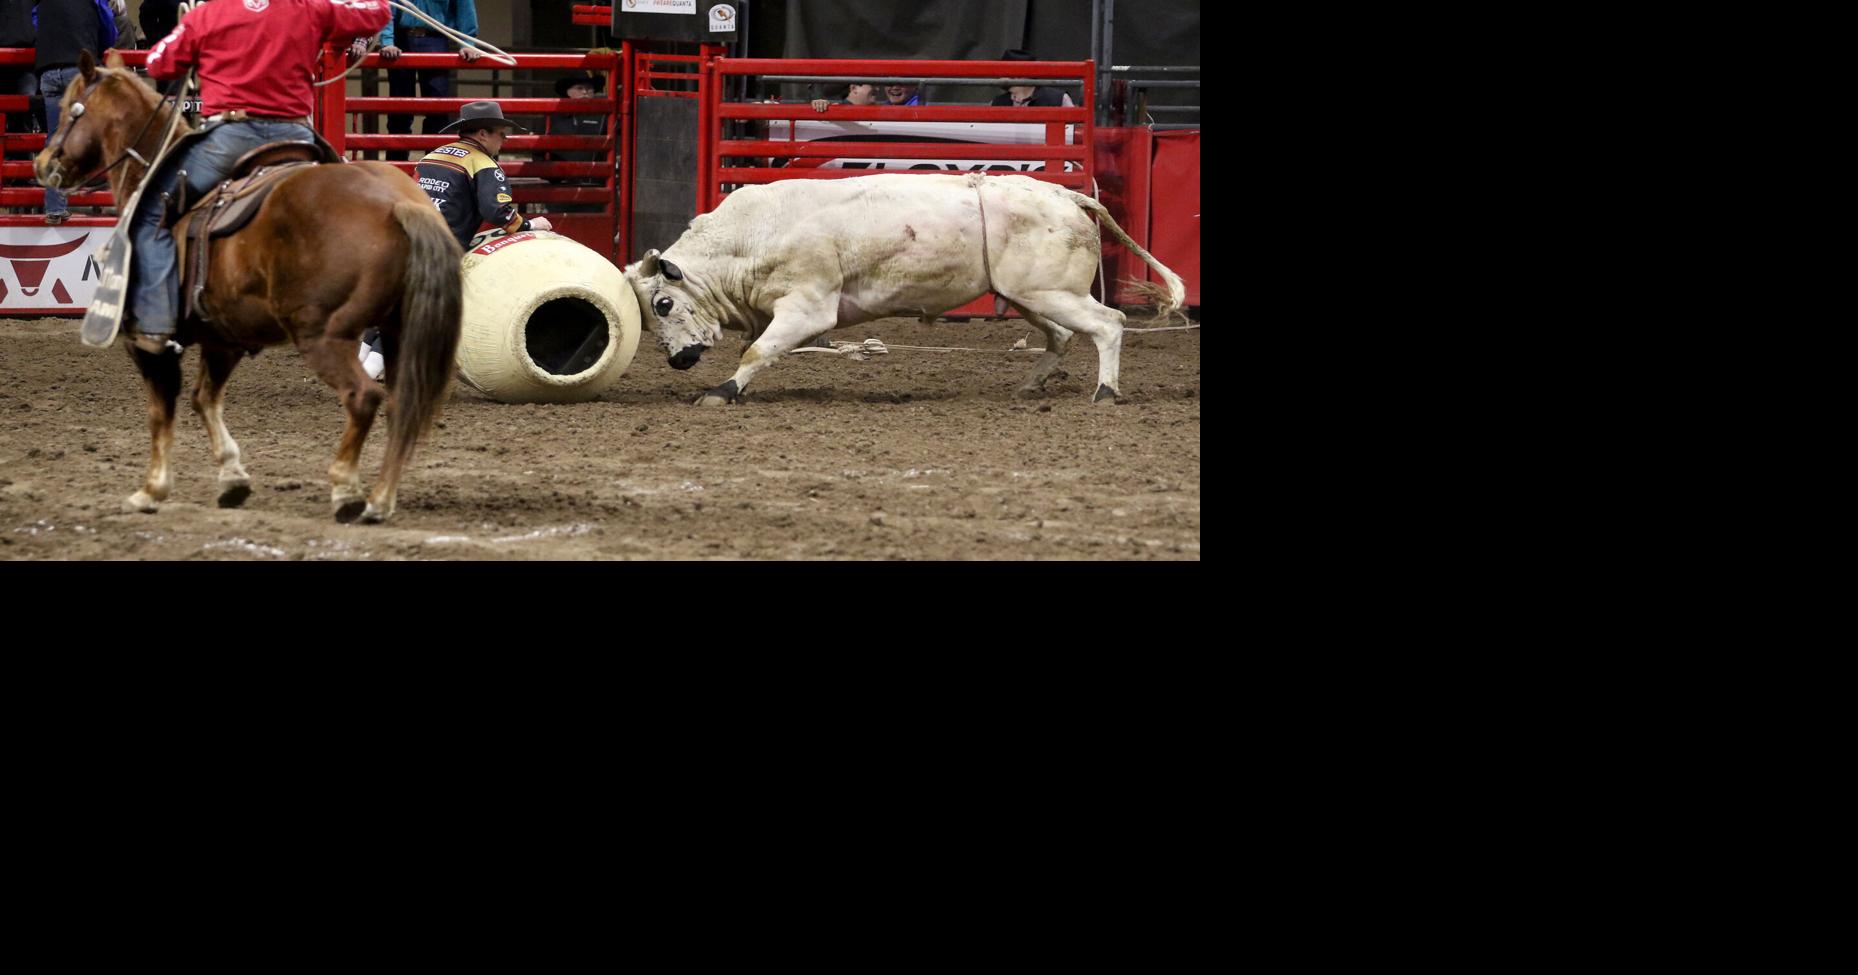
[696,294,836,406]
[192,345,253,508]
[125,345,184,513]
[1007,290,1126,404]
[1005,301,1075,395]
[295,329,386,522]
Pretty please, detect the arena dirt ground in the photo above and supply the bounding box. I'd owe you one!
[1,314,1199,560]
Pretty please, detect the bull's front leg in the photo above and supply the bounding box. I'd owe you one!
[695,294,837,406]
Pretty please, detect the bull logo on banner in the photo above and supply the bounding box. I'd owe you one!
[0,236,89,305]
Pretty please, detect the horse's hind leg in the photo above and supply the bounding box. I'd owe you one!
[125,345,183,513]
[192,345,252,508]
[295,328,385,523]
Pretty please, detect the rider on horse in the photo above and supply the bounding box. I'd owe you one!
[129,0,390,355]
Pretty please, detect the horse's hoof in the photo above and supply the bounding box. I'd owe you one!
[333,499,367,523]
[694,394,730,407]
[216,480,252,509]
[1092,384,1121,405]
[1016,385,1046,399]
[124,491,159,514]
[359,503,392,524]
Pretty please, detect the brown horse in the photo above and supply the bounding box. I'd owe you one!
[33,51,462,524]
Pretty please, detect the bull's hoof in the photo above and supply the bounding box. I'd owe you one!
[693,380,740,407]
[1092,384,1122,405]
[333,499,367,523]
[216,479,252,509]
[359,502,392,524]
[124,491,160,514]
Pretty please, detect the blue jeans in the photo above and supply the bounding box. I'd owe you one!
[386,34,453,160]
[38,66,79,215]
[130,120,316,335]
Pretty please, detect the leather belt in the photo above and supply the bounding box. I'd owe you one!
[401,27,432,37]
[207,111,312,125]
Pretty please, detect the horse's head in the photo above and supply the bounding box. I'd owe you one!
[35,50,157,193]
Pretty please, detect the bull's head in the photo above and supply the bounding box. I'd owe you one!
[624,249,719,370]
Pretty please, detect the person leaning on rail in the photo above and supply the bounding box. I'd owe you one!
[373,0,483,162]
[991,49,1074,108]
[359,100,552,380]
[808,81,879,113]
[124,0,391,356]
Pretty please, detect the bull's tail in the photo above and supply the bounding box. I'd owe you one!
[382,200,463,483]
[1068,189,1186,317]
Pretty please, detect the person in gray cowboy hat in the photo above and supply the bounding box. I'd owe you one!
[359,100,550,378]
[413,100,551,251]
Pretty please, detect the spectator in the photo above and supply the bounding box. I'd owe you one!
[810,82,878,113]
[35,0,117,225]
[883,82,923,106]
[991,50,1074,108]
[545,71,608,214]
[106,0,137,49]
[376,0,482,161]
[0,0,37,141]
[128,0,389,355]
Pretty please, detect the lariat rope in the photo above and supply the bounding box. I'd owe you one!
[785,325,1199,360]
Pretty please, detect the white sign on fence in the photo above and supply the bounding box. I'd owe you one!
[761,120,1081,174]
[0,226,108,314]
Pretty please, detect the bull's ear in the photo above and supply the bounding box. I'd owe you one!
[105,50,127,71]
[639,249,661,278]
[661,259,684,281]
[79,50,98,83]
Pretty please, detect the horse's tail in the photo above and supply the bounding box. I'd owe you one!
[1066,188,1186,318]
[384,201,463,479]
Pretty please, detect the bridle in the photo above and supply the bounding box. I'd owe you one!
[45,70,178,195]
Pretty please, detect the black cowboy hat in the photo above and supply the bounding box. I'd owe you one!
[439,100,531,134]
[555,73,608,97]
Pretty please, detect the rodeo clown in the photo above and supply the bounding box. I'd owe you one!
[359,99,549,379]
[126,0,390,356]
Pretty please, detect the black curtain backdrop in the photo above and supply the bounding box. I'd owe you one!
[755,0,1199,107]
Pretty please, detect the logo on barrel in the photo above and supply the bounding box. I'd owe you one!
[244,0,269,11]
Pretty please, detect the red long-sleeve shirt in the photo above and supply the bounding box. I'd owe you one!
[146,0,389,120]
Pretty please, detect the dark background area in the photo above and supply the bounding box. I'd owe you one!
[539,0,1199,112]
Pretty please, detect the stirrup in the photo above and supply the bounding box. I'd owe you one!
[128,331,181,355]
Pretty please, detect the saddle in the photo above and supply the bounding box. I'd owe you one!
[167,136,343,322]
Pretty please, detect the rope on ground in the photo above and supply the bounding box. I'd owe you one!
[783,325,1198,360]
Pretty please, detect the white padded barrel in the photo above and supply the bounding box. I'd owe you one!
[455,231,639,403]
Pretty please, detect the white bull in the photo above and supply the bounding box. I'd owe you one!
[623,173,1184,405]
